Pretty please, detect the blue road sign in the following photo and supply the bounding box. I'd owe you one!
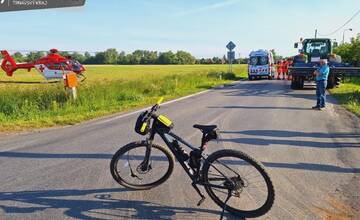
[226,41,236,51]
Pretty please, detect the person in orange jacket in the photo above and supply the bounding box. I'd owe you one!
[276,60,282,80]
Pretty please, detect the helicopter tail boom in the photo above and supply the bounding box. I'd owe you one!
[1,50,18,76]
[1,50,35,77]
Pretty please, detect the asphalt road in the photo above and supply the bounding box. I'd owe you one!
[0,80,359,220]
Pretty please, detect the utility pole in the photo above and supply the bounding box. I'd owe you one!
[315,29,318,38]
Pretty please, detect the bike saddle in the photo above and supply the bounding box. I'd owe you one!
[193,124,217,134]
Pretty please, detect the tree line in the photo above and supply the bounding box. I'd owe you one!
[334,35,360,66]
[11,49,196,65]
[9,49,249,65]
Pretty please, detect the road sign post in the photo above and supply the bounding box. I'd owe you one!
[227,51,235,73]
[226,41,236,73]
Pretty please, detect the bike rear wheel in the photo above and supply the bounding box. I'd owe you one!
[202,149,274,218]
[110,141,174,190]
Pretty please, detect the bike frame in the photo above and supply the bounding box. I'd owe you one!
[140,119,232,194]
[112,102,274,219]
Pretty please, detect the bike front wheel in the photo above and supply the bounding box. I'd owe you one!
[110,141,175,190]
[202,149,275,218]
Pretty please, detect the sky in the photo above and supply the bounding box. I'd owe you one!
[0,0,360,58]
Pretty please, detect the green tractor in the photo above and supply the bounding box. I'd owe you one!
[289,38,360,89]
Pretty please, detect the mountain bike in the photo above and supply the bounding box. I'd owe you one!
[110,98,275,219]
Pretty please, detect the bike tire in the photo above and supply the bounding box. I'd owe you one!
[110,141,175,190]
[202,149,275,218]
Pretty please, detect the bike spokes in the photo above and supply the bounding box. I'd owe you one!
[114,145,171,187]
[127,152,142,180]
[205,155,270,213]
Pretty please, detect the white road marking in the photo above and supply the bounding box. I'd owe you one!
[92,90,212,126]
[91,83,239,126]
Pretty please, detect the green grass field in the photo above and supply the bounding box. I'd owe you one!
[330,78,360,117]
[0,64,247,131]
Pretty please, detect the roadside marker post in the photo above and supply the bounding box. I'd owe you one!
[226,41,236,73]
[63,72,78,100]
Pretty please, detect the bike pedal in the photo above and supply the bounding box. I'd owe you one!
[197,196,206,206]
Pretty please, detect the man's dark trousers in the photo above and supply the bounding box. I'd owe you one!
[316,80,327,108]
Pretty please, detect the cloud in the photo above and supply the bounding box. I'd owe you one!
[174,0,241,17]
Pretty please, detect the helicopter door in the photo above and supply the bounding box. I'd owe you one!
[34,64,68,79]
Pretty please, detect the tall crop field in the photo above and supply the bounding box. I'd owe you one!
[0,64,247,131]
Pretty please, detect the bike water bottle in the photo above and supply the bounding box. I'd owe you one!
[172,140,189,161]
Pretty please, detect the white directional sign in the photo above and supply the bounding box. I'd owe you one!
[226,41,236,51]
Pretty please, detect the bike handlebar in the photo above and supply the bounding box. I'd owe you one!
[146,97,164,119]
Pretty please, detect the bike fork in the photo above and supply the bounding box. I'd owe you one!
[140,139,152,171]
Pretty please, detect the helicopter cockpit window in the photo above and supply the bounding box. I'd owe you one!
[60,62,71,70]
[70,60,82,71]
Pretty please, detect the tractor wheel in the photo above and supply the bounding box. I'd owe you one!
[291,77,304,89]
[327,73,335,89]
[298,77,304,89]
[327,72,341,89]
[291,77,299,89]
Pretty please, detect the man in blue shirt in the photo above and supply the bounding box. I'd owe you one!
[312,59,330,110]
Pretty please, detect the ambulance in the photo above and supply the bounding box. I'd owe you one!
[248,50,275,80]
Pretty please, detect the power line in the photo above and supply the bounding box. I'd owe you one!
[318,8,360,36]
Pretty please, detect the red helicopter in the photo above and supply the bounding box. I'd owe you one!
[0,49,86,80]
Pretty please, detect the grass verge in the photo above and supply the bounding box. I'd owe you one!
[0,64,247,131]
[330,77,360,117]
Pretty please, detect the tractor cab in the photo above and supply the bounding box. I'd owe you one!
[294,38,342,66]
[295,38,331,63]
[290,37,360,90]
